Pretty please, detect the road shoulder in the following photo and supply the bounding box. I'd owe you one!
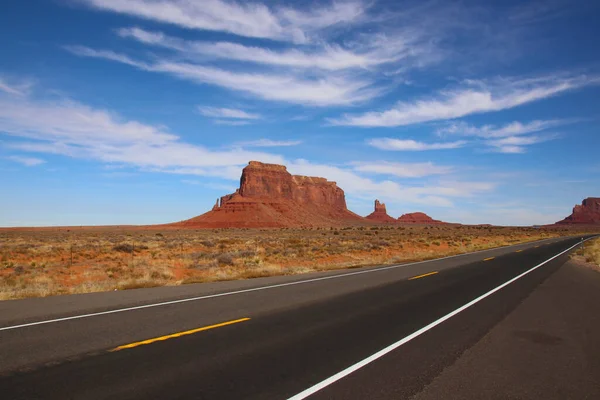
[412,260,600,400]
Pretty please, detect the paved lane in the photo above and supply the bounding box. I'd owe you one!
[0,236,595,399]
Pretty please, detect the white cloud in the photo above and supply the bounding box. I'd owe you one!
[197,106,261,120]
[6,155,45,166]
[352,161,454,178]
[66,46,381,106]
[330,75,598,127]
[0,97,285,174]
[367,138,467,151]
[82,0,368,43]
[0,77,32,96]
[212,120,251,126]
[117,27,417,71]
[487,134,557,153]
[437,119,566,138]
[436,119,564,153]
[288,159,494,208]
[235,139,302,148]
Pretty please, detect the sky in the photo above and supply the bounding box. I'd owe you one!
[1,0,599,227]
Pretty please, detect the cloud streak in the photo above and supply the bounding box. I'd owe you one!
[367,138,467,151]
[82,0,369,43]
[234,139,302,148]
[66,46,381,106]
[198,106,261,120]
[330,75,598,127]
[117,26,419,71]
[6,155,45,166]
[352,161,454,178]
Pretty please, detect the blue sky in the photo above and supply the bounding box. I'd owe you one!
[1,0,599,227]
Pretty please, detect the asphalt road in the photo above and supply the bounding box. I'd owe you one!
[0,235,597,399]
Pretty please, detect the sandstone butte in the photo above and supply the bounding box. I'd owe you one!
[175,161,366,228]
[365,200,397,223]
[555,197,600,225]
[397,212,444,224]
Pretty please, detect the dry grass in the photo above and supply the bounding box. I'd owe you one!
[579,237,600,267]
[0,225,596,300]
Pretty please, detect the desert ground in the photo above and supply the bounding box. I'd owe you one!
[1,224,597,300]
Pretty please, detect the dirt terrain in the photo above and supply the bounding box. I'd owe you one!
[1,224,594,300]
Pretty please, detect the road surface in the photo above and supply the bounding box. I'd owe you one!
[0,235,598,399]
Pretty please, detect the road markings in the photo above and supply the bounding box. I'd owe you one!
[515,250,523,253]
[0,237,577,332]
[287,237,595,400]
[483,257,495,261]
[535,245,540,248]
[408,271,438,280]
[111,318,250,352]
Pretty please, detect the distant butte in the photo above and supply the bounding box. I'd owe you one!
[175,161,366,228]
[397,212,444,224]
[365,200,396,223]
[556,197,600,225]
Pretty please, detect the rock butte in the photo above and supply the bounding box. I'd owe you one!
[365,200,396,223]
[397,212,444,224]
[556,197,600,225]
[176,161,366,228]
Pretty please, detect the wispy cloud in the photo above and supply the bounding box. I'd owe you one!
[6,155,46,166]
[197,106,261,120]
[0,96,285,176]
[436,119,567,138]
[0,77,32,96]
[212,120,251,126]
[352,161,454,178]
[330,74,598,127]
[0,88,494,209]
[66,46,381,106]
[367,138,467,151]
[81,0,369,43]
[117,26,420,71]
[234,139,302,148]
[487,134,558,153]
[289,159,494,208]
[436,119,565,153]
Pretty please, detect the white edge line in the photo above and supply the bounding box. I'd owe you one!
[286,236,594,400]
[0,236,581,332]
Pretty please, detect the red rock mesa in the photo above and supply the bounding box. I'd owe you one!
[556,197,600,224]
[177,161,366,228]
[397,212,444,224]
[365,200,396,223]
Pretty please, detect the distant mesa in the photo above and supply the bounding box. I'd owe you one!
[365,200,396,223]
[175,161,365,228]
[556,197,600,225]
[397,212,444,224]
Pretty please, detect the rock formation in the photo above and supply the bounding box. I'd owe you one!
[556,197,600,224]
[365,200,396,223]
[177,161,366,228]
[397,212,444,224]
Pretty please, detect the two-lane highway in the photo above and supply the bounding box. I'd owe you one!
[0,236,596,399]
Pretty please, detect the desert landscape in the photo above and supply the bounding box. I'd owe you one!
[2,161,598,300]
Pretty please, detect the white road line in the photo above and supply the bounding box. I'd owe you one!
[0,237,571,332]
[287,236,595,400]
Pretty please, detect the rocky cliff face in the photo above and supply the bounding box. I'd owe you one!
[397,212,443,224]
[179,161,365,228]
[556,197,600,224]
[365,200,396,223]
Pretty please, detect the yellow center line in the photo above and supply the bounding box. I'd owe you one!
[483,257,495,261]
[110,317,251,352]
[515,250,523,253]
[534,245,540,248]
[409,271,439,280]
